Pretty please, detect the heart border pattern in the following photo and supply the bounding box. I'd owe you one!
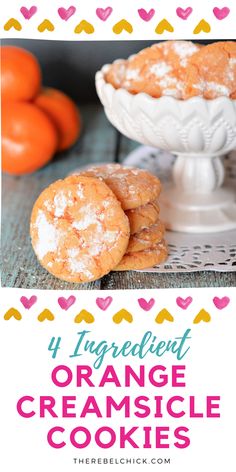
[2,294,232,324]
[1,2,233,38]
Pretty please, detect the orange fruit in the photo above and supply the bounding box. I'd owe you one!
[1,46,42,102]
[2,102,58,175]
[35,88,81,151]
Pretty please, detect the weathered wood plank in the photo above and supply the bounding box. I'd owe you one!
[102,270,236,289]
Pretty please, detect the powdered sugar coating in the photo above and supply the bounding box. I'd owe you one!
[172,41,199,67]
[183,41,236,99]
[54,191,71,217]
[105,40,236,100]
[30,175,130,283]
[76,163,161,210]
[72,204,100,231]
[35,210,61,259]
[67,250,94,280]
[77,183,85,199]
[193,81,230,97]
[105,59,126,88]
[105,41,201,99]
[149,62,172,78]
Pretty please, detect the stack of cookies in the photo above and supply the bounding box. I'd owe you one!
[30,164,168,283]
[116,203,167,271]
[78,164,168,272]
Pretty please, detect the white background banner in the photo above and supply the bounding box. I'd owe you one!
[1,0,236,40]
[0,287,235,471]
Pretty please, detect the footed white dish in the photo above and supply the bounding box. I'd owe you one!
[96,65,236,233]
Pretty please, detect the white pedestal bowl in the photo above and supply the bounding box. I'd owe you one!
[96,65,236,233]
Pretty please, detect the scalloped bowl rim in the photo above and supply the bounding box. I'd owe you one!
[96,64,236,108]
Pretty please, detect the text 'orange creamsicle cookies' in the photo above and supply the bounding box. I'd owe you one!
[30,175,130,283]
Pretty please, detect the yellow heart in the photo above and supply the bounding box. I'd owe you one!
[4,308,22,321]
[113,309,133,324]
[155,19,174,35]
[38,19,55,32]
[193,19,211,34]
[74,309,95,324]
[193,309,211,324]
[4,18,22,31]
[155,308,174,324]
[38,309,54,322]
[74,20,94,34]
[113,19,133,35]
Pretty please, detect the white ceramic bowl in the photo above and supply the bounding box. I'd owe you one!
[96,65,236,154]
[96,65,236,233]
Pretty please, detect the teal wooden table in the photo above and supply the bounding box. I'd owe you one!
[2,104,236,289]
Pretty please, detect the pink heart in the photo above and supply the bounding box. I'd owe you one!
[58,295,76,310]
[213,7,230,20]
[138,8,155,22]
[96,296,113,310]
[138,298,155,311]
[176,296,193,310]
[213,296,230,310]
[58,6,76,21]
[176,7,193,20]
[20,6,37,19]
[96,7,113,21]
[20,295,37,309]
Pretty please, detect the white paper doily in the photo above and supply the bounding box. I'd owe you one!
[123,147,236,273]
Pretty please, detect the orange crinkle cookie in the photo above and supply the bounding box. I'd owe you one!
[105,41,201,99]
[30,175,130,283]
[77,163,161,210]
[105,40,236,100]
[183,41,236,99]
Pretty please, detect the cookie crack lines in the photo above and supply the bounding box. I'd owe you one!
[76,164,161,210]
[30,165,167,282]
[105,41,236,100]
[31,175,130,282]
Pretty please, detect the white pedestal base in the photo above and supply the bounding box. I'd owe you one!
[123,146,236,234]
[160,186,236,233]
[161,151,236,233]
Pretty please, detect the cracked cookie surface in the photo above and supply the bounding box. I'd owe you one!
[76,163,161,210]
[105,40,236,100]
[30,175,130,282]
[183,41,236,99]
[105,41,201,99]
